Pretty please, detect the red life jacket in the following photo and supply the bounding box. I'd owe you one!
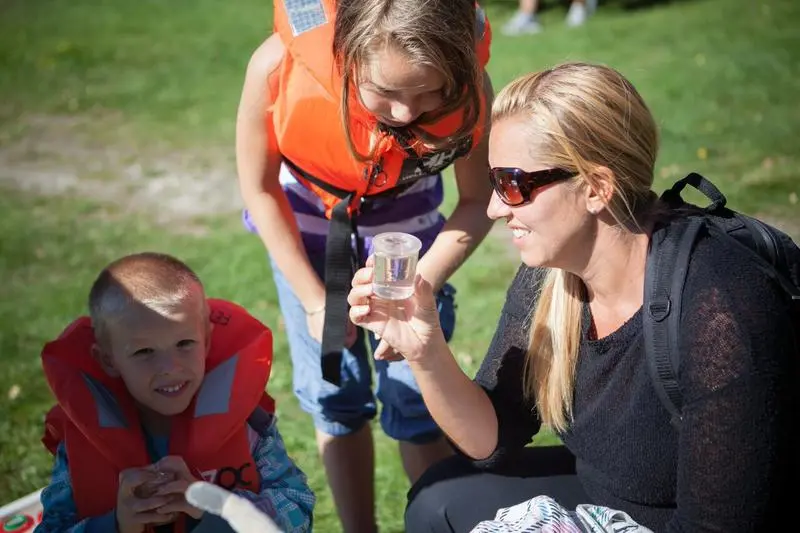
[268,0,492,385]
[41,299,276,533]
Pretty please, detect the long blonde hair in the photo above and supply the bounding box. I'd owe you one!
[332,0,483,161]
[491,63,660,431]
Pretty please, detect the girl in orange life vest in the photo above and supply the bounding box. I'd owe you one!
[235,0,494,530]
[36,253,314,533]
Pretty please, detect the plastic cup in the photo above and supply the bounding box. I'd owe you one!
[371,232,422,300]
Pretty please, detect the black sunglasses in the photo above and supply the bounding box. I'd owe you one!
[489,167,578,207]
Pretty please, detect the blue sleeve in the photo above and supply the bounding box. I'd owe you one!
[34,442,117,533]
[228,417,315,533]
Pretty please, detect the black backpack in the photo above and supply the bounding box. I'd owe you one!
[643,173,800,428]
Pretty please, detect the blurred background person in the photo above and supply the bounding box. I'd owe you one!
[503,0,597,35]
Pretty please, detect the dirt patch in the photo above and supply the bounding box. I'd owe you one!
[0,114,243,233]
[3,114,798,245]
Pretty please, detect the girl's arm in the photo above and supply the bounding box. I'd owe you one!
[416,72,495,292]
[235,35,326,315]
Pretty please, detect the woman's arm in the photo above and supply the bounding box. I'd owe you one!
[406,265,542,461]
[668,236,796,531]
[470,265,544,465]
[407,336,500,460]
[235,35,326,315]
[416,71,495,293]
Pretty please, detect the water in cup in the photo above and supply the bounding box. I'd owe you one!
[372,232,422,300]
[373,254,418,299]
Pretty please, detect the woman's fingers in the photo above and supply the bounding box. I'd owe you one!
[347,283,374,307]
[349,304,372,323]
[374,340,404,361]
[352,266,374,287]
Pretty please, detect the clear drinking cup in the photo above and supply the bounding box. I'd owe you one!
[371,232,422,300]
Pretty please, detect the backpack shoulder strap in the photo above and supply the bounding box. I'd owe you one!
[643,217,704,429]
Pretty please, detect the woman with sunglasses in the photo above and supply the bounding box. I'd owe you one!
[347,62,796,532]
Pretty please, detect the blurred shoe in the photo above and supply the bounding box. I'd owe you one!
[502,11,543,35]
[565,0,596,27]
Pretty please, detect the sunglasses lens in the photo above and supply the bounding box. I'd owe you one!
[491,169,525,205]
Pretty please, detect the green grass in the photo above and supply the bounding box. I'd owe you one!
[1,0,799,531]
[0,189,518,531]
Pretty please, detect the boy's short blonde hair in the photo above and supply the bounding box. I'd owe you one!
[88,252,206,346]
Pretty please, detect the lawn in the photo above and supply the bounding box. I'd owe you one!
[0,0,798,531]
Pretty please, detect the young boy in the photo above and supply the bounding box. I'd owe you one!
[35,252,314,533]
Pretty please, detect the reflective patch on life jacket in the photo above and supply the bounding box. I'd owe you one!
[285,0,328,36]
[398,136,473,183]
[82,374,128,429]
[194,355,238,417]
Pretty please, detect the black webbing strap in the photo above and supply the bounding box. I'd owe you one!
[284,155,421,385]
[282,157,358,386]
[643,217,703,429]
[664,172,727,211]
[320,194,358,386]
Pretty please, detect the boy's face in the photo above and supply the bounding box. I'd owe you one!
[95,293,209,417]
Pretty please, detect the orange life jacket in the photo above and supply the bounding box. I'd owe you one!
[40,299,276,533]
[269,0,492,386]
[271,0,492,218]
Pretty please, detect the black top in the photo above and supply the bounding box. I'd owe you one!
[472,224,798,532]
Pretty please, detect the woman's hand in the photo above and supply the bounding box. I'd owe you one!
[348,257,445,362]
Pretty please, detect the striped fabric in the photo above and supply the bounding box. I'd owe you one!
[243,163,446,259]
[469,495,653,533]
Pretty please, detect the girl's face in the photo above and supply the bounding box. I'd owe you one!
[358,46,445,127]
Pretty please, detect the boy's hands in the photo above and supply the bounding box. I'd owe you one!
[116,467,176,533]
[115,456,204,532]
[153,456,205,520]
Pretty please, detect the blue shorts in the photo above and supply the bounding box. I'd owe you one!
[269,254,456,444]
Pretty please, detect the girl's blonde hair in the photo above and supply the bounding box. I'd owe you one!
[332,0,483,161]
[491,62,660,431]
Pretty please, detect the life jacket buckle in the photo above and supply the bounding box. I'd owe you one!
[365,159,388,188]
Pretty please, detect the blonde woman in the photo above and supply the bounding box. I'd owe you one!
[348,62,797,532]
[236,0,495,531]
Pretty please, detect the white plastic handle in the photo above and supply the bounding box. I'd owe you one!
[185,481,283,533]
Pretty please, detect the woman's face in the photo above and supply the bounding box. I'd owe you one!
[487,117,596,271]
[357,46,445,127]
